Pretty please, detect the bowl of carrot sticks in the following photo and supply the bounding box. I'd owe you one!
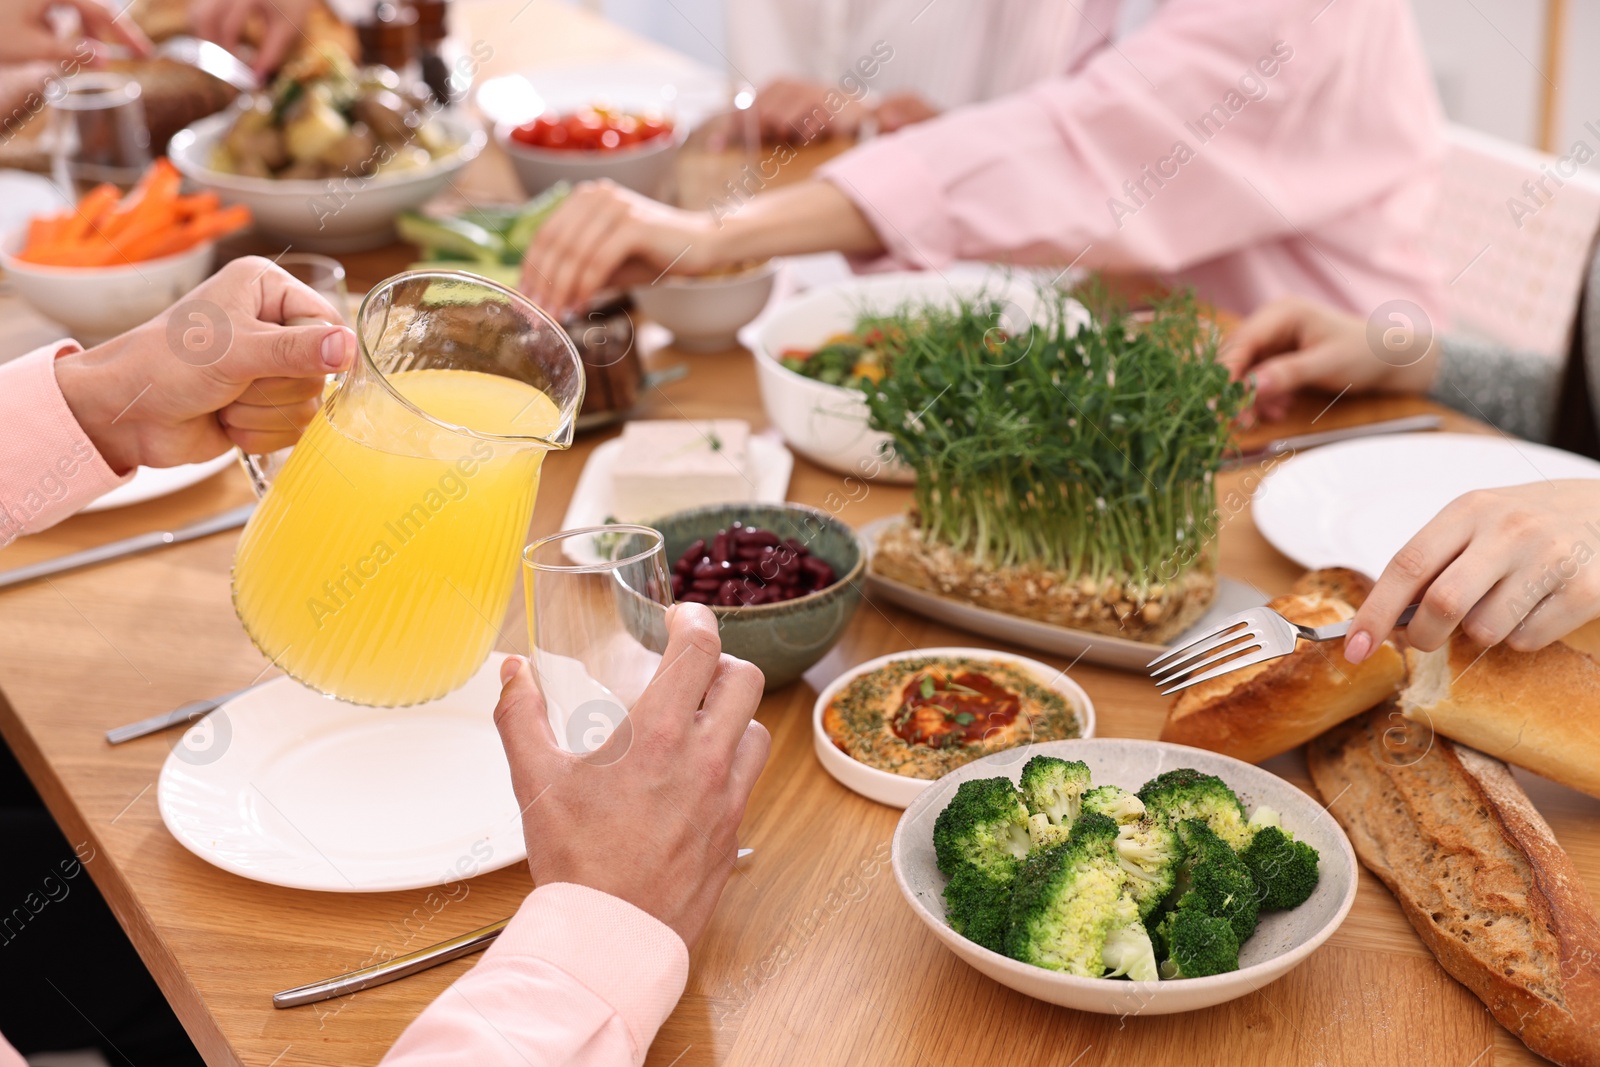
[0,160,250,343]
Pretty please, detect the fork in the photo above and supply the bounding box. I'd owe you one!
[1148,602,1419,695]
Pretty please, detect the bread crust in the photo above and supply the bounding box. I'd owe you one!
[1308,711,1600,1067]
[1158,587,1404,763]
[1402,634,1600,800]
[1290,567,1375,608]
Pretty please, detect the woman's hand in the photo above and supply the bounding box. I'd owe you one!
[520,179,882,318]
[1345,480,1600,663]
[519,181,723,318]
[1221,296,1439,421]
[754,77,869,142]
[190,0,315,77]
[53,256,355,473]
[0,0,149,64]
[873,91,939,132]
[493,604,770,947]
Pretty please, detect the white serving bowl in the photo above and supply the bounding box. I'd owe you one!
[628,261,777,351]
[496,120,684,198]
[812,646,1096,808]
[0,227,214,344]
[892,738,1359,1015]
[169,110,486,252]
[752,269,1072,484]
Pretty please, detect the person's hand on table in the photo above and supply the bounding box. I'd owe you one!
[1221,296,1439,422]
[53,256,355,474]
[873,91,939,133]
[493,604,770,946]
[1344,480,1600,664]
[190,0,314,78]
[0,0,150,63]
[754,77,869,142]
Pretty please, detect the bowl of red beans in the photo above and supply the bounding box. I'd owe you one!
[648,502,865,689]
[498,107,683,197]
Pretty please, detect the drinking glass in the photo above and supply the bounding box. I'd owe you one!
[49,72,151,191]
[277,253,351,324]
[523,526,673,758]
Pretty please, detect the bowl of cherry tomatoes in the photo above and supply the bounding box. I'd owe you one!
[498,107,683,197]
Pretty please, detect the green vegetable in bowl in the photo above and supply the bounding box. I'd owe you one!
[1239,825,1322,910]
[401,182,572,287]
[928,761,1320,981]
[1138,767,1252,850]
[1004,813,1156,980]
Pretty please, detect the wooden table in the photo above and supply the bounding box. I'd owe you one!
[4,6,1600,1066]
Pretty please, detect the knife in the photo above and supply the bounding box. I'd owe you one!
[1222,414,1442,469]
[0,503,255,591]
[105,682,265,745]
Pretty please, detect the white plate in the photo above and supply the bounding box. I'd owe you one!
[558,431,795,563]
[82,453,237,512]
[811,646,1096,808]
[1252,432,1600,577]
[158,653,525,893]
[476,59,728,129]
[893,738,1358,1014]
[859,517,1266,671]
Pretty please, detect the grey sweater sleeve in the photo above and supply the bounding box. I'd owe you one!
[1427,334,1563,443]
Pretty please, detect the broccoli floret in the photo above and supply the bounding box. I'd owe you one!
[1155,907,1240,979]
[1018,756,1092,829]
[1027,812,1071,852]
[1138,768,1251,849]
[1115,816,1183,920]
[1082,784,1146,825]
[933,777,1032,881]
[1239,825,1320,910]
[1002,813,1138,976]
[943,867,1013,952]
[1170,819,1259,942]
[1101,914,1159,981]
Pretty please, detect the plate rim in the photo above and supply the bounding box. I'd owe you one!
[82,452,237,512]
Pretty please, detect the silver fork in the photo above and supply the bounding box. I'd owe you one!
[1148,603,1419,695]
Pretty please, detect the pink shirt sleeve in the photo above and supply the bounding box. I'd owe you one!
[0,1034,23,1067]
[818,0,1445,318]
[0,343,129,548]
[380,883,689,1067]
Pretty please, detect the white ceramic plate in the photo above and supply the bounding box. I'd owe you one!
[858,517,1266,671]
[475,59,728,129]
[811,646,1096,808]
[82,453,237,512]
[1252,432,1600,577]
[892,738,1358,1015]
[558,431,795,564]
[158,653,524,893]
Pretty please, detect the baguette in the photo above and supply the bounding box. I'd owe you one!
[1308,710,1600,1067]
[1290,566,1375,609]
[1158,585,1405,763]
[1402,634,1600,800]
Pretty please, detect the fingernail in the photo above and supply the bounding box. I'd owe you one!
[322,329,353,370]
[1344,631,1371,664]
[500,655,523,684]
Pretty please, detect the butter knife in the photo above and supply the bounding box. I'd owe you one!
[1222,414,1442,469]
[274,849,756,1008]
[0,503,255,591]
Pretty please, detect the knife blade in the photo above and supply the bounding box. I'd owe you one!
[1222,414,1442,469]
[0,503,255,591]
[105,682,265,745]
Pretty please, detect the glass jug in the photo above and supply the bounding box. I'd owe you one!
[231,270,585,707]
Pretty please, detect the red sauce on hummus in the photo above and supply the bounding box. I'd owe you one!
[890,670,1021,748]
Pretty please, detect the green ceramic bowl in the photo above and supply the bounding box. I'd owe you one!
[648,502,866,689]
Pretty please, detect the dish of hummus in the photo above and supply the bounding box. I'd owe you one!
[822,655,1082,779]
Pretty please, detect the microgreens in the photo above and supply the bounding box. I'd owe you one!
[860,280,1247,593]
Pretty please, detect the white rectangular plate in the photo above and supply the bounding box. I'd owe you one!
[859,517,1265,672]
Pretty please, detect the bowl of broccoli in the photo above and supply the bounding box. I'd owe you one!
[890,738,1357,1015]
